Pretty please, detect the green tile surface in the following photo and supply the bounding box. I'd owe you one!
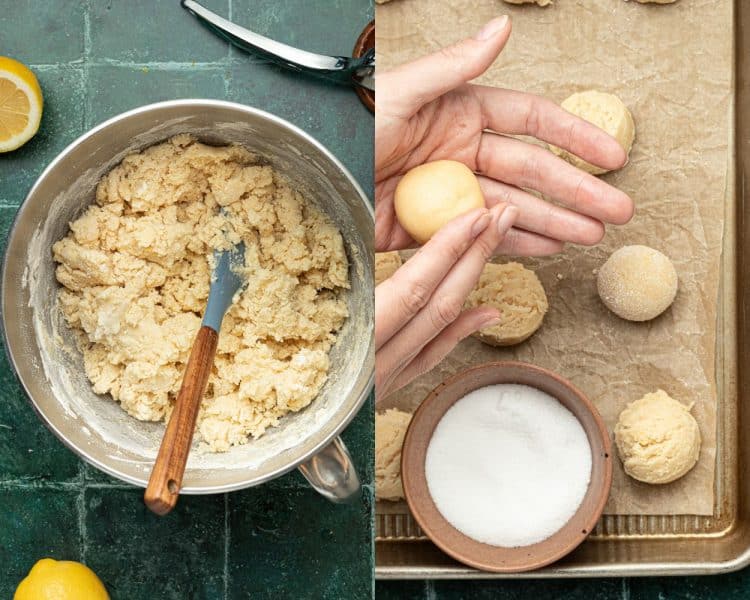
[227,482,373,599]
[377,572,750,599]
[0,489,82,586]
[0,1,373,598]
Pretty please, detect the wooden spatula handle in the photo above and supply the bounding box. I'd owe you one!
[144,325,219,515]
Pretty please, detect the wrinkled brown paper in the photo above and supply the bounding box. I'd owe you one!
[377,0,733,515]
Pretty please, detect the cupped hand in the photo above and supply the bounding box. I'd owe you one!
[375,16,634,255]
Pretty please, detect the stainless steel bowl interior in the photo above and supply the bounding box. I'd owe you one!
[2,100,374,493]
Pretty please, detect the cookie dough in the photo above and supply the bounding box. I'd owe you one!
[632,0,677,3]
[394,160,485,245]
[597,245,678,322]
[614,390,701,484]
[504,0,553,5]
[465,262,548,346]
[375,252,402,285]
[550,90,635,175]
[375,408,412,501]
[53,135,350,452]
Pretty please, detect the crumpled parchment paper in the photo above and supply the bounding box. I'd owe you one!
[376,0,733,515]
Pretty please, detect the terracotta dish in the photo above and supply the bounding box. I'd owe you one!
[401,361,612,573]
[353,20,374,113]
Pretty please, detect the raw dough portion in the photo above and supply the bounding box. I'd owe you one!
[504,0,553,5]
[550,90,635,175]
[597,245,678,321]
[53,135,350,452]
[465,262,548,346]
[375,252,402,285]
[632,0,677,3]
[375,408,412,501]
[394,160,485,244]
[615,390,700,484]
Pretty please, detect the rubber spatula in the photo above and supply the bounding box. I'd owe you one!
[144,242,246,515]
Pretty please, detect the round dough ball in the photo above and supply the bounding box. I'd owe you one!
[394,160,485,245]
[375,409,412,501]
[375,252,402,285]
[615,390,701,484]
[597,245,678,321]
[633,0,677,4]
[550,90,635,175]
[466,262,548,346]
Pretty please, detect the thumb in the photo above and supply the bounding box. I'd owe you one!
[379,16,511,118]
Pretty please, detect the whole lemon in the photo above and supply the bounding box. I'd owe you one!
[14,558,109,600]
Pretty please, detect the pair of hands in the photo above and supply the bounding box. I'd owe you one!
[375,16,634,399]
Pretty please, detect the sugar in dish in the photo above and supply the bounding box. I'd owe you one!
[425,384,592,548]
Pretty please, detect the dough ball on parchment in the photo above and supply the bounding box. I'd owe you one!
[550,90,635,175]
[394,160,485,245]
[375,252,402,285]
[504,0,553,5]
[632,0,677,4]
[597,245,678,322]
[465,262,548,346]
[375,409,413,501]
[615,389,701,485]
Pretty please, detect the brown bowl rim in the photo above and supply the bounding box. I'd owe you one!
[401,361,613,573]
[352,19,374,113]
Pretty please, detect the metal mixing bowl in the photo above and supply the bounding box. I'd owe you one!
[1,100,373,500]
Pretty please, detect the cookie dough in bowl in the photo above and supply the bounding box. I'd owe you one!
[7,100,373,493]
[53,135,350,453]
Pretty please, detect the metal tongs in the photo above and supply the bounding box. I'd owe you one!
[181,0,374,91]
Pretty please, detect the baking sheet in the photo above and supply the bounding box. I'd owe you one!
[377,0,733,515]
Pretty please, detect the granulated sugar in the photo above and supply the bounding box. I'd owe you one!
[425,384,592,547]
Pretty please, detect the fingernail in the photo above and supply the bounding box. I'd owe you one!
[497,205,518,235]
[471,211,492,237]
[475,16,509,41]
[482,316,502,328]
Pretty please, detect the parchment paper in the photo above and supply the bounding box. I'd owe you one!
[377,0,734,515]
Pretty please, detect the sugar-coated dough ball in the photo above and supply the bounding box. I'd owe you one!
[466,262,548,346]
[504,0,552,5]
[375,252,402,285]
[615,390,700,484]
[394,160,485,245]
[597,245,678,322]
[375,409,412,501]
[550,90,635,175]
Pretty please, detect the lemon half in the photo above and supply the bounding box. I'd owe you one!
[0,56,43,153]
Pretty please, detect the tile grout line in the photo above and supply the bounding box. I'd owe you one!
[83,0,93,130]
[28,57,265,71]
[76,463,87,563]
[224,492,230,599]
[622,577,631,600]
[77,483,88,563]
[224,0,233,97]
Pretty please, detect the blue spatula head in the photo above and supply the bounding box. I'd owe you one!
[202,241,246,331]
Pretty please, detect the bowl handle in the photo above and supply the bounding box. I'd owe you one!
[298,436,360,503]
